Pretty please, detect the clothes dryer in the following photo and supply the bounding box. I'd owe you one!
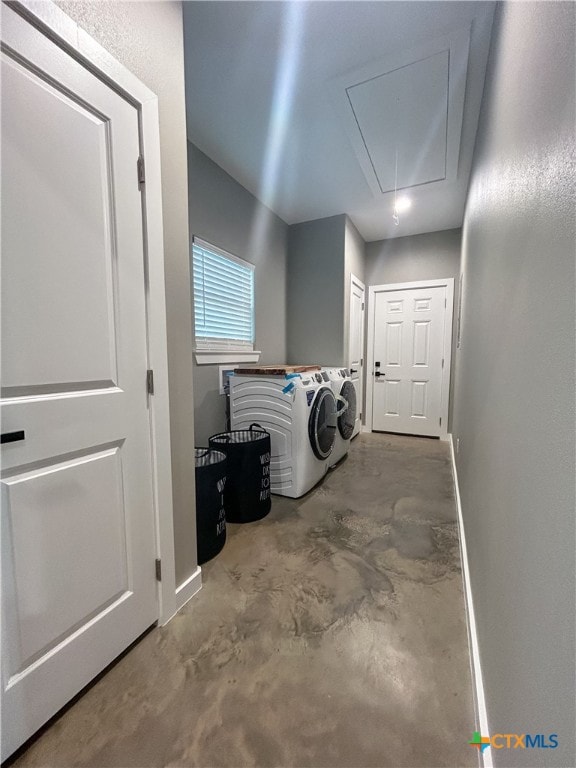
[322,367,357,466]
[229,370,337,498]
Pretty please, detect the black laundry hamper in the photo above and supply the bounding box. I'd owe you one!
[195,448,227,564]
[209,424,271,523]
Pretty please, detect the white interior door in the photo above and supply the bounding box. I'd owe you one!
[1,6,158,758]
[348,276,365,438]
[371,285,448,437]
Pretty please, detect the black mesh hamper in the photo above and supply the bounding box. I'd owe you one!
[209,424,271,523]
[195,448,227,564]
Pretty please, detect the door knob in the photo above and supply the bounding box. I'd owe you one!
[375,371,385,378]
[1,430,25,444]
[350,368,358,374]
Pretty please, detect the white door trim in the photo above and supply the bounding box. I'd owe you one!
[348,273,366,436]
[366,278,454,440]
[10,0,178,625]
[350,274,365,292]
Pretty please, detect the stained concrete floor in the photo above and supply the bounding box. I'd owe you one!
[13,433,475,768]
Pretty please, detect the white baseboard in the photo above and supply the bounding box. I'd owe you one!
[175,566,202,612]
[361,425,371,433]
[449,435,492,768]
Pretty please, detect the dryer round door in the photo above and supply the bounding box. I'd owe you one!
[338,380,357,440]
[308,386,336,460]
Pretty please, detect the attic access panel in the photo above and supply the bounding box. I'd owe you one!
[346,50,449,193]
[330,27,470,197]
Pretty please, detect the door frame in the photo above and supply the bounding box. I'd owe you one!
[366,278,454,440]
[348,273,366,436]
[9,0,178,625]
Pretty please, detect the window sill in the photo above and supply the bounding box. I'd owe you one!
[194,349,262,365]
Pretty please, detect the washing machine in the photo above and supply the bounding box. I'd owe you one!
[229,369,338,498]
[322,367,357,467]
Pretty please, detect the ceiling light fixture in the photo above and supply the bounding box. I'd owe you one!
[394,195,412,213]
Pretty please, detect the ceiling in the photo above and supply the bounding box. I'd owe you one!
[183,1,495,242]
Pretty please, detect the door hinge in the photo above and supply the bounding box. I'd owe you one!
[147,369,154,395]
[439,417,442,426]
[445,298,447,308]
[442,358,444,368]
[155,558,162,581]
[361,358,363,366]
[362,302,365,310]
[137,155,145,188]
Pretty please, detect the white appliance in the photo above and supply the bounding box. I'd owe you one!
[322,367,357,466]
[229,370,338,498]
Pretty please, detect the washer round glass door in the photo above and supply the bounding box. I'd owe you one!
[338,380,357,440]
[308,387,336,459]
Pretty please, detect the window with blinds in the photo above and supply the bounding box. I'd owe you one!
[192,237,255,350]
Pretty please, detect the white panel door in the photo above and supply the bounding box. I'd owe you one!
[1,6,157,758]
[348,277,365,438]
[371,286,446,436]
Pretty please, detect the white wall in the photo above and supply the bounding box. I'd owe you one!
[453,3,575,765]
[57,0,198,588]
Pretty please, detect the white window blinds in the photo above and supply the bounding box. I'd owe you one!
[192,237,255,350]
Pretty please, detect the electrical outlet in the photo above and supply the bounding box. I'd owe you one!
[219,365,236,395]
[456,437,460,454]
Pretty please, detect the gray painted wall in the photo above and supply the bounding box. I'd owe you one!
[365,228,461,429]
[188,143,288,445]
[57,1,197,587]
[287,215,366,368]
[365,228,461,287]
[452,3,575,766]
[287,215,347,366]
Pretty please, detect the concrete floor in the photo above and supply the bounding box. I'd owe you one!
[13,433,476,768]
